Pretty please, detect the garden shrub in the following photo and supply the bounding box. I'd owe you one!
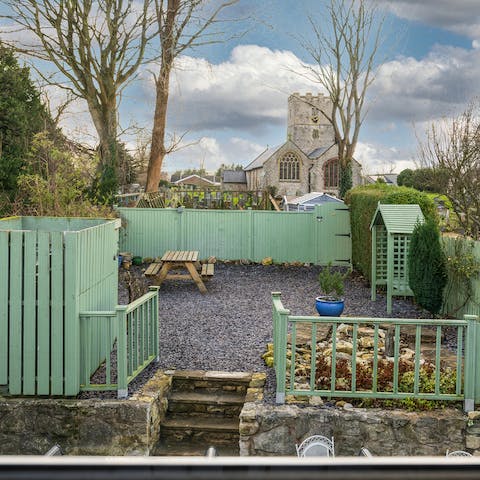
[443,237,480,316]
[315,354,457,410]
[408,219,448,315]
[345,184,437,281]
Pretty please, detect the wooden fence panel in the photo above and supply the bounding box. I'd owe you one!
[0,231,8,386]
[118,206,352,266]
[22,231,37,395]
[8,231,23,395]
[50,232,64,395]
[37,232,51,394]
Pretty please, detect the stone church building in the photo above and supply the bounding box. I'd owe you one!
[243,93,363,197]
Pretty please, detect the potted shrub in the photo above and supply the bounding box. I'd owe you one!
[315,263,349,316]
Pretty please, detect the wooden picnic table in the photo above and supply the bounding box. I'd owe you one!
[153,250,207,293]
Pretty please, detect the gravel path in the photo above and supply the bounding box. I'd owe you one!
[109,263,431,400]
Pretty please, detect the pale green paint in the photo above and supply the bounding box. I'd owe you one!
[0,217,119,396]
[370,204,424,234]
[370,205,424,314]
[272,293,479,411]
[118,204,352,266]
[79,287,159,397]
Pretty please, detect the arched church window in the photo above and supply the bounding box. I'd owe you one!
[279,152,300,181]
[324,158,339,188]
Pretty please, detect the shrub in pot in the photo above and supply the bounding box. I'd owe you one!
[316,263,349,316]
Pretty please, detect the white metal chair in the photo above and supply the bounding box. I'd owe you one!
[296,435,335,457]
[358,447,372,457]
[446,450,472,457]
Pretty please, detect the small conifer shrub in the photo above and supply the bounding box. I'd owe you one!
[408,219,447,314]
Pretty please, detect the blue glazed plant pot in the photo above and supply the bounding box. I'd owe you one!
[315,296,345,316]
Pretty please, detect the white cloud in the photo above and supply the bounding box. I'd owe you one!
[165,135,265,173]
[355,141,415,174]
[368,44,480,124]
[150,45,321,133]
[379,0,480,38]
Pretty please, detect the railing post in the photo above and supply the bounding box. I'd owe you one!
[116,305,128,399]
[464,314,478,412]
[272,292,289,404]
[149,286,160,362]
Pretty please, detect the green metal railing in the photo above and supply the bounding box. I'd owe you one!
[272,292,480,411]
[79,287,159,398]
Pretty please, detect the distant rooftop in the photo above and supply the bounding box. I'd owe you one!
[222,170,247,184]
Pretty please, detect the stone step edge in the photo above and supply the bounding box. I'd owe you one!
[162,416,239,432]
[166,370,253,384]
[169,391,246,406]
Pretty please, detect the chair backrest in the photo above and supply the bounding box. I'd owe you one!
[446,450,472,457]
[358,447,372,457]
[296,435,335,458]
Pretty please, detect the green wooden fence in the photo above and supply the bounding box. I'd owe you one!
[272,293,480,411]
[0,216,120,396]
[79,287,159,398]
[118,203,352,265]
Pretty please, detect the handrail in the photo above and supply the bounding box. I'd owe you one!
[272,292,478,411]
[79,288,159,398]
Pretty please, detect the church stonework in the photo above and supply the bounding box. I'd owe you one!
[287,92,334,154]
[244,92,363,197]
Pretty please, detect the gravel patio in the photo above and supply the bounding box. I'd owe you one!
[117,262,430,400]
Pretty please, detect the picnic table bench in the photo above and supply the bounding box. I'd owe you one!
[148,250,208,293]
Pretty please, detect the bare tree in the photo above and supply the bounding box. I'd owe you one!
[300,0,382,198]
[145,0,239,192]
[1,0,156,199]
[418,101,480,238]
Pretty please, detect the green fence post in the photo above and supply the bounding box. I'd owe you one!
[116,305,128,399]
[272,292,289,404]
[371,226,377,301]
[149,286,160,362]
[464,314,478,412]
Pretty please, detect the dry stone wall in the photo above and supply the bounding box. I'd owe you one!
[240,402,475,456]
[0,371,171,456]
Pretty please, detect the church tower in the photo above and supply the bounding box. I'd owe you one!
[287,92,335,154]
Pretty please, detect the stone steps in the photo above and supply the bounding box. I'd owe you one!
[155,370,258,456]
[168,391,246,417]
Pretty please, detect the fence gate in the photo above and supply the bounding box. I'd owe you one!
[314,203,351,266]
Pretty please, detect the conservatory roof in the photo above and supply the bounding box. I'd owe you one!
[369,204,425,234]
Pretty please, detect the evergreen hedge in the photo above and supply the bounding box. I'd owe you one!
[408,219,447,315]
[344,184,437,282]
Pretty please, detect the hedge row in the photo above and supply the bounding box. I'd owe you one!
[344,184,437,282]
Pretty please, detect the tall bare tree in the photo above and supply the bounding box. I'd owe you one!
[1,0,156,199]
[418,101,480,239]
[301,0,382,198]
[145,0,238,192]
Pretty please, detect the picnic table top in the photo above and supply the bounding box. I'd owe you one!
[161,250,199,262]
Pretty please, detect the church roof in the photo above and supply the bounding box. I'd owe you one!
[244,144,283,171]
[308,146,330,158]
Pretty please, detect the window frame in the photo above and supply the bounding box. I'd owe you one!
[323,158,339,189]
[279,152,301,182]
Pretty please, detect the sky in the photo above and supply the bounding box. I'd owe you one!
[4,0,480,176]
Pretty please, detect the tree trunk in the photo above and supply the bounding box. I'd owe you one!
[89,100,119,200]
[146,63,172,193]
[338,161,352,199]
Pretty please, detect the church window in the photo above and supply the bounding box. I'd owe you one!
[312,129,319,139]
[324,158,339,188]
[279,152,300,181]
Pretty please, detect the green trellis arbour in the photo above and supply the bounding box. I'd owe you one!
[370,204,425,314]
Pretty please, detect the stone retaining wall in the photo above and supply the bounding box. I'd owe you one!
[0,371,171,456]
[240,402,480,456]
